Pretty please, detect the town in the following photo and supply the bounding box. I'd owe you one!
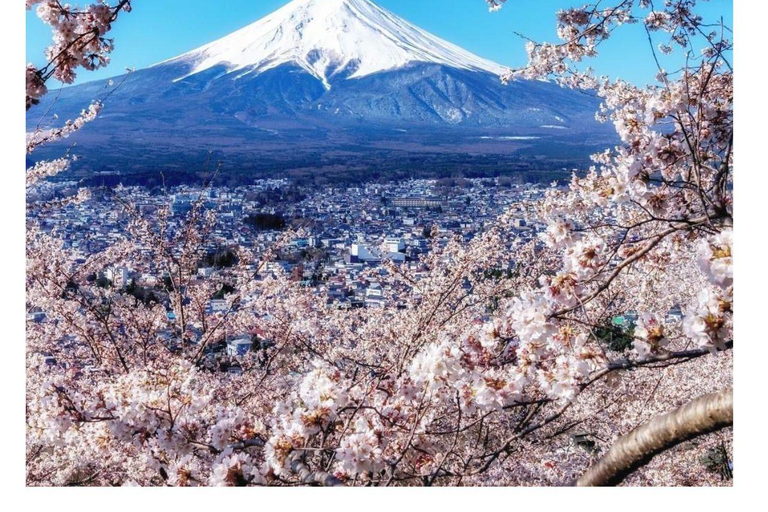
[28,178,548,365]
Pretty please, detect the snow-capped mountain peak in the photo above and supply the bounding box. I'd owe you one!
[27,0,614,173]
[162,0,507,88]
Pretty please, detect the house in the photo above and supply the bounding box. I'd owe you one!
[350,243,381,264]
[209,299,229,313]
[27,311,46,323]
[104,266,131,288]
[666,307,684,323]
[226,335,253,357]
[385,237,406,253]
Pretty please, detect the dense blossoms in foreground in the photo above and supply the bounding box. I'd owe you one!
[26,0,732,486]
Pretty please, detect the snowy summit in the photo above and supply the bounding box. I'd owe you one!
[162,0,508,88]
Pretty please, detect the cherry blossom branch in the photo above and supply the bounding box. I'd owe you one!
[576,387,733,486]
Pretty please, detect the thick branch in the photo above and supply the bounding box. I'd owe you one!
[290,453,343,487]
[576,387,733,486]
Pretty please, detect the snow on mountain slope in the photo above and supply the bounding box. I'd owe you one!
[26,0,618,177]
[159,0,507,88]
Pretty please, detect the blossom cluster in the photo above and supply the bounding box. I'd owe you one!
[26,0,131,109]
[27,101,102,154]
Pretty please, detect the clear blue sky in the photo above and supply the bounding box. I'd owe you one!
[26,0,733,87]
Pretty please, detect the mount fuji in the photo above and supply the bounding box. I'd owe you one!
[164,0,507,88]
[27,0,615,185]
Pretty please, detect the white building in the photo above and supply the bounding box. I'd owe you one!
[385,237,406,253]
[351,243,380,263]
[226,335,253,357]
[209,299,229,313]
[105,267,130,288]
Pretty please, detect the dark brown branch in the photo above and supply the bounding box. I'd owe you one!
[290,453,343,487]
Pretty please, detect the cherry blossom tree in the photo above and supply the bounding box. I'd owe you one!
[25,0,733,487]
[26,1,132,189]
[483,0,733,485]
[26,0,132,109]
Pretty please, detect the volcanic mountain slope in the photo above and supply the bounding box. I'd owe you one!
[27,0,615,181]
[163,0,507,87]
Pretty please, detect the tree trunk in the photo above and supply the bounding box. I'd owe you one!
[576,387,733,486]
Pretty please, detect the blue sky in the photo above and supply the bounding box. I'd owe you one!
[26,0,732,87]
